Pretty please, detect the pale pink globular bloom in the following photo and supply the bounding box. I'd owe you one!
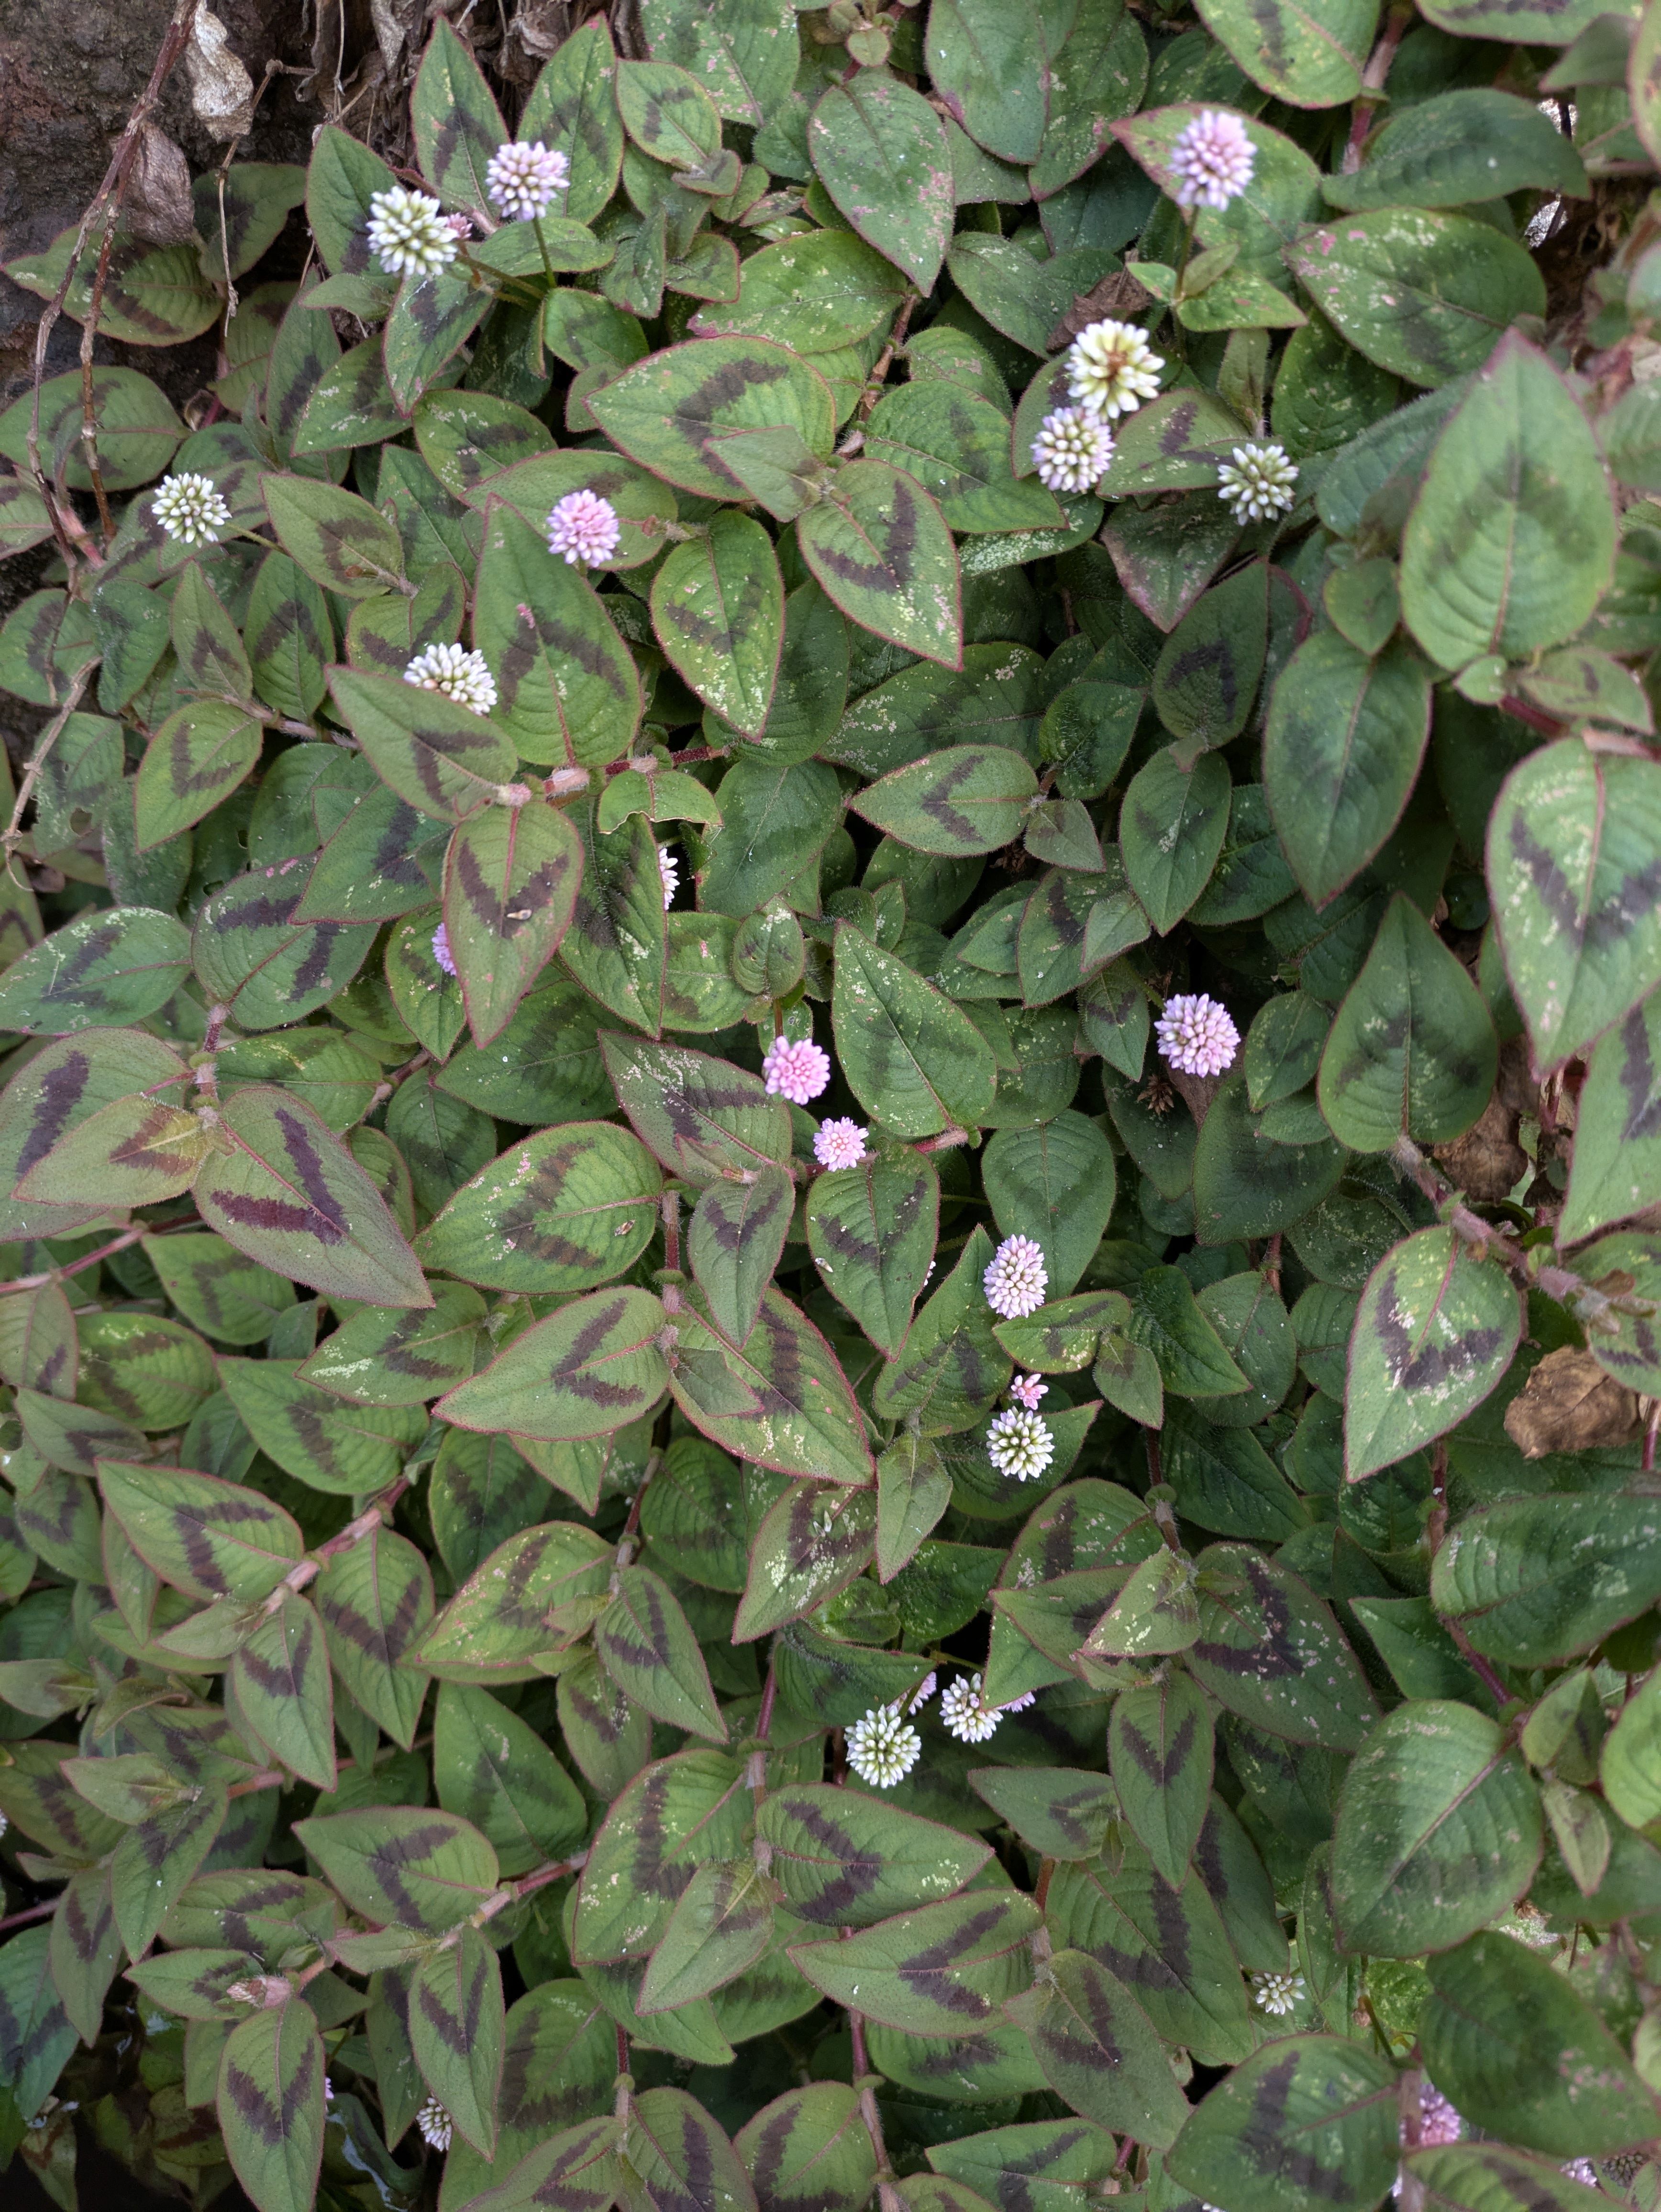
[908,1671,937,1713]
[486,140,570,221]
[1416,2086,1462,2147]
[546,489,620,567]
[432,923,457,978]
[657,843,679,910]
[447,211,474,240]
[1155,992,1239,1078]
[763,1035,831,1106]
[1003,1690,1036,1713]
[813,1117,869,1171]
[984,1234,1047,1319]
[1009,1372,1048,1411]
[1030,406,1115,494]
[1168,110,1256,211]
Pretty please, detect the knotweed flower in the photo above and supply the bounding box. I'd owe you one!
[941,1672,1001,1743]
[447,211,474,240]
[1417,2086,1462,2146]
[1217,441,1298,524]
[417,2096,453,2151]
[658,843,679,910]
[403,643,497,714]
[1155,992,1239,1078]
[1169,110,1256,211]
[814,1117,869,1170]
[366,185,458,279]
[1251,1969,1305,2016]
[153,473,231,546]
[1067,320,1163,420]
[487,140,570,221]
[908,1671,937,1712]
[432,924,457,978]
[987,1405,1054,1482]
[546,489,620,567]
[1003,1690,1036,1713]
[847,1703,921,1788]
[1009,1372,1048,1411]
[763,1035,830,1105]
[1561,2166,1598,2189]
[1031,406,1115,493]
[984,1234,1047,1319]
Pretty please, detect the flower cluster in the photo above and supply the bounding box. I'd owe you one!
[486,140,569,221]
[366,185,458,279]
[1251,1969,1306,2016]
[657,843,679,910]
[546,489,620,567]
[416,2096,454,2151]
[1031,405,1116,493]
[1168,109,1256,210]
[984,1234,1047,1318]
[1155,992,1239,1078]
[987,1405,1054,1482]
[846,1702,921,1789]
[1066,319,1163,421]
[1416,2085,1462,2146]
[1217,441,1299,523]
[403,642,497,714]
[940,1673,1000,1743]
[153,473,231,546]
[762,1035,830,1105]
[813,1117,869,1171]
[1008,1372,1047,1411]
[432,924,457,979]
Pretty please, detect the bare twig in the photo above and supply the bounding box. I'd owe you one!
[0,1223,150,1297]
[4,666,93,871]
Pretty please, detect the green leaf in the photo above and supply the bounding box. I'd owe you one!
[14,1090,210,1209]
[1421,1932,1661,2156]
[432,1682,587,1877]
[416,1119,661,1293]
[628,2089,755,2212]
[1004,1948,1188,2148]
[700,759,842,916]
[638,1859,776,2012]
[672,1286,875,1483]
[1404,2147,1610,2212]
[411,18,507,214]
[866,381,1063,533]
[135,700,266,849]
[261,474,406,599]
[560,807,667,1034]
[217,2002,326,2212]
[1188,1543,1378,1750]
[1317,896,1497,1152]
[734,2084,876,2212]
[409,1924,504,2156]
[246,552,331,721]
[928,2119,1118,2212]
[415,1520,612,1683]
[808,74,952,293]
[602,1032,790,1185]
[295,1805,498,1930]
[1327,88,1589,211]
[650,510,783,738]
[789,1891,1039,2035]
[806,1143,939,1358]
[0,366,182,491]
[1120,746,1231,935]
[1285,212,1547,387]
[694,230,904,353]
[1346,1226,1522,1480]
[1125,1267,1248,1399]
[1151,562,1269,749]
[732,1482,878,1640]
[438,1286,669,1442]
[520,20,623,222]
[1167,2035,1399,2212]
[1194,0,1373,105]
[588,337,834,499]
[574,1748,748,1963]
[442,797,583,1046]
[927,0,1047,162]
[596,1565,726,1739]
[383,267,490,415]
[757,1784,990,1927]
[0,907,190,1034]
[687,1167,795,1346]
[5,224,219,346]
[112,1786,228,1960]
[97,1460,302,1603]
[1108,1673,1213,1890]
[1431,1492,1661,1667]
[853,747,1039,857]
[314,1525,432,1749]
[832,926,997,1138]
[798,460,962,667]
[984,1114,1118,1300]
[1264,631,1433,909]
[1034,0,1149,198]
[873,1226,1009,1437]
[1330,1700,1541,1957]
[1193,1070,1349,1245]
[228,1593,335,1790]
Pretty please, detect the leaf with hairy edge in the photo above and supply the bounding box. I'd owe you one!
[1166,2035,1399,2212]
[832,927,996,1139]
[227,1593,335,1791]
[798,461,962,668]
[432,1683,587,1875]
[967,1769,1118,1863]
[15,1090,211,1208]
[928,2121,1119,2212]
[808,74,952,293]
[327,666,517,823]
[295,1806,498,1931]
[412,1522,613,1683]
[587,339,835,500]
[314,1525,432,1749]
[1187,1543,1379,1750]
[560,807,667,1035]
[735,2084,876,2212]
[595,1565,726,1740]
[195,1084,431,1309]
[96,1460,303,1603]
[1561,990,1661,1241]
[1432,1492,1661,1667]
[984,1116,1117,1303]
[1005,1949,1187,2147]
[757,1786,990,1927]
[439,1287,669,1443]
[111,1785,228,1960]
[411,18,506,215]
[1488,741,1661,1071]
[463,2116,626,2212]
[48,1864,123,2045]
[807,1143,939,1358]
[408,1923,504,2157]
[732,1483,878,1640]
[573,1749,750,1964]
[1108,1672,1213,1891]
[383,267,490,414]
[192,867,376,1031]
[872,1226,1009,1436]
[1330,1700,1541,1958]
[261,474,405,598]
[651,509,783,739]
[670,1286,875,1485]
[627,2087,758,2212]
[637,1859,777,2013]
[0,1924,76,2119]
[217,2002,326,2212]
[442,797,583,1047]
[853,747,1038,856]
[688,1166,796,1346]
[790,1892,1039,2036]
[216,1360,424,1494]
[1404,2148,1608,2212]
[1346,1226,1521,1480]
[602,1033,791,1186]
[134,701,266,850]
[1194,0,1372,106]
[294,1283,483,1406]
[416,1121,661,1294]
[519,19,622,221]
[0,907,190,1035]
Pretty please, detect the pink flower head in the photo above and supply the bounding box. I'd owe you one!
[908,1670,937,1712]
[813,1117,868,1171]
[1009,1372,1048,1411]
[763,1035,830,1105]
[1155,992,1239,1078]
[1168,110,1256,211]
[1416,2086,1462,2147]
[432,923,457,977]
[984,1234,1047,1319]
[546,489,620,567]
[486,140,570,221]
[447,211,475,240]
[1001,1690,1036,1713]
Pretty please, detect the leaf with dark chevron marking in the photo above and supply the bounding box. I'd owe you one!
[798,459,962,668]
[788,1892,1039,2036]
[687,1164,794,1346]
[294,1805,498,1932]
[326,665,518,824]
[757,1786,989,1927]
[442,796,583,1047]
[595,1565,726,1740]
[409,1923,505,2156]
[217,2000,326,2212]
[1005,1949,1187,2147]
[227,1593,336,1791]
[415,1120,661,1294]
[314,1524,434,1748]
[1345,1225,1521,1480]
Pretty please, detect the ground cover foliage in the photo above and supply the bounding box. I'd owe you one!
[2,0,1661,2208]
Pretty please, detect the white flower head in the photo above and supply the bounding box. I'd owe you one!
[1169,110,1256,211]
[432,923,457,978]
[940,1672,1001,1744]
[0,1808,7,1838]
[813,1117,869,1171]
[417,2095,453,2151]
[403,642,497,714]
[1002,1690,1036,1713]
[366,185,459,279]
[1155,991,1239,1078]
[984,1233,1047,1319]
[846,1702,921,1789]
[1251,1968,1305,2017]
[546,488,620,567]
[1009,1372,1048,1411]
[1561,2164,1598,2190]
[153,473,231,546]
[657,842,679,911]
[1031,406,1115,494]
[908,1670,937,1713]
[987,1405,1054,1482]
[486,140,570,221]
[1218,441,1298,524]
[324,2076,334,2102]
[1066,320,1163,420]
[763,1035,830,1105]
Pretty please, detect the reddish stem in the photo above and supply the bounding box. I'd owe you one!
[0,1899,59,1936]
